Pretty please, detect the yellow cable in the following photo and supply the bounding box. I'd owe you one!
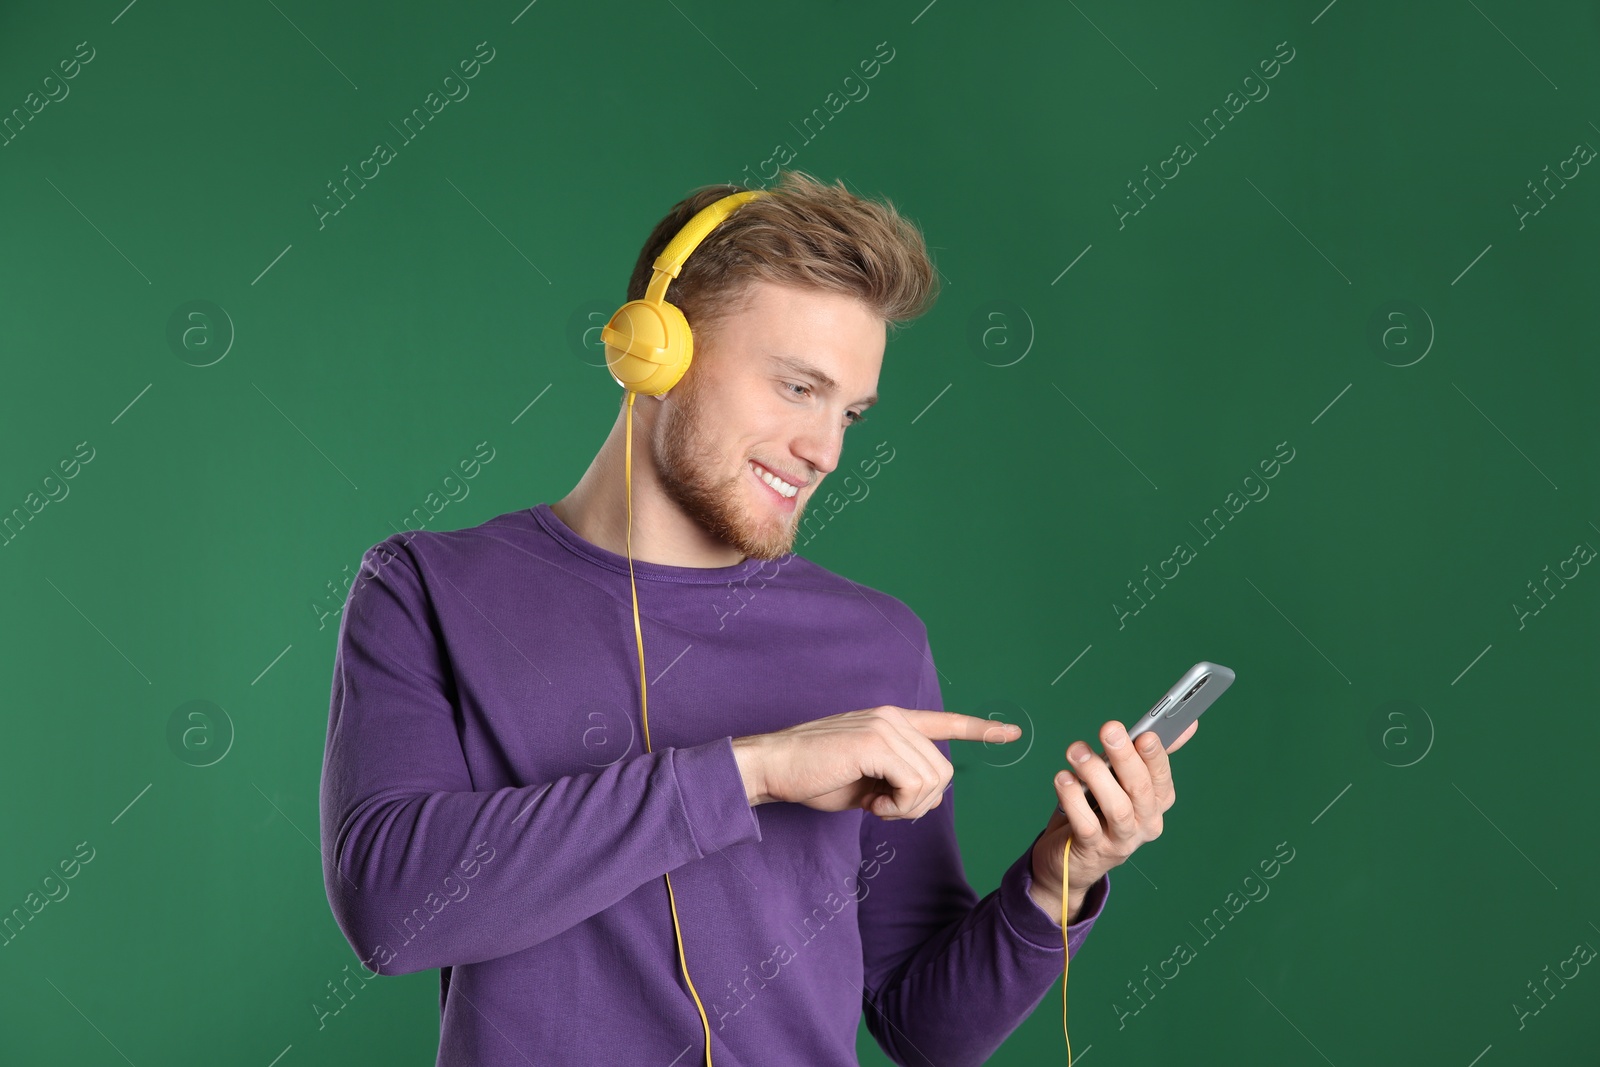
[624,391,716,1067]
[1062,834,1072,1064]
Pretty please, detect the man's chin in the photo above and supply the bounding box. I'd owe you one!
[733,526,797,562]
[740,540,793,562]
[732,507,803,561]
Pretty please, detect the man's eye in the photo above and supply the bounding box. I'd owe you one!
[784,381,866,426]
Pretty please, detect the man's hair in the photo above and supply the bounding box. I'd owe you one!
[623,170,940,353]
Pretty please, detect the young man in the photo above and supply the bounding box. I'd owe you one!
[319,171,1194,1067]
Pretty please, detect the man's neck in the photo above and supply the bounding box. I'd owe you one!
[551,420,747,569]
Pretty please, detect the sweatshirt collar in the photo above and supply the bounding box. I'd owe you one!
[529,503,773,585]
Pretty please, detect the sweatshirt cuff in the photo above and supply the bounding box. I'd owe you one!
[670,736,763,857]
[997,838,1110,954]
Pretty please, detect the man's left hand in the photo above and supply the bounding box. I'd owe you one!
[1028,718,1198,925]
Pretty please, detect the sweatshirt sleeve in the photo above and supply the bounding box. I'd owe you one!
[318,535,762,976]
[856,632,1109,1067]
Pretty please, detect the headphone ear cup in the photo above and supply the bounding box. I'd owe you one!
[602,299,694,396]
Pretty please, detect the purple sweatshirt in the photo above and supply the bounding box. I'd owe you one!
[319,503,1108,1067]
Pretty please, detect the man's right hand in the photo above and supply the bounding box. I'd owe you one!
[730,707,1022,821]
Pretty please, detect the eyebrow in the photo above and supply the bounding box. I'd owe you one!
[768,354,878,408]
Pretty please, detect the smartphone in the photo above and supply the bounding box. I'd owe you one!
[1076,661,1234,813]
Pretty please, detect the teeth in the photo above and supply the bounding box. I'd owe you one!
[750,461,799,498]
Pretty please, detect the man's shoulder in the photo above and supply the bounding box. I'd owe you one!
[355,508,536,580]
[781,552,929,646]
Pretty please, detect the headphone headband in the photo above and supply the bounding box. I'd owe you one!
[643,190,766,305]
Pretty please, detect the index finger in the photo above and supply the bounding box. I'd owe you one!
[1135,727,1177,807]
[899,709,1022,744]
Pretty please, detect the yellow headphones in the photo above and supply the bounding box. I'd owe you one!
[600,189,767,1067]
[603,189,767,397]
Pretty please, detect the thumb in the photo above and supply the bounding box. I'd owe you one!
[1048,771,1074,824]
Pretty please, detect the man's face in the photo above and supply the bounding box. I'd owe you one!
[653,280,886,561]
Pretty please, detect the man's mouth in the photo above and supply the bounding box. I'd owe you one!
[748,460,801,500]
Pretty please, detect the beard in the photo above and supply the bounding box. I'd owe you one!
[651,373,806,562]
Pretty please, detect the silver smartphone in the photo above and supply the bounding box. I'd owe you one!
[1078,660,1234,812]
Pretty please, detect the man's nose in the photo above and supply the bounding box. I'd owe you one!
[791,416,846,478]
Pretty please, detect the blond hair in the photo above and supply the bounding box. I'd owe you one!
[623,170,940,353]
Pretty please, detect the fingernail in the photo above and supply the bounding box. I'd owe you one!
[1071,745,1090,763]
[1106,724,1127,748]
[1055,771,1070,789]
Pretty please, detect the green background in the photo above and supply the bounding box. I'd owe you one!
[3,0,1596,1063]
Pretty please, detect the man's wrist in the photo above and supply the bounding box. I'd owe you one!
[1027,877,1087,927]
[731,735,770,807]
[1028,846,1089,927]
